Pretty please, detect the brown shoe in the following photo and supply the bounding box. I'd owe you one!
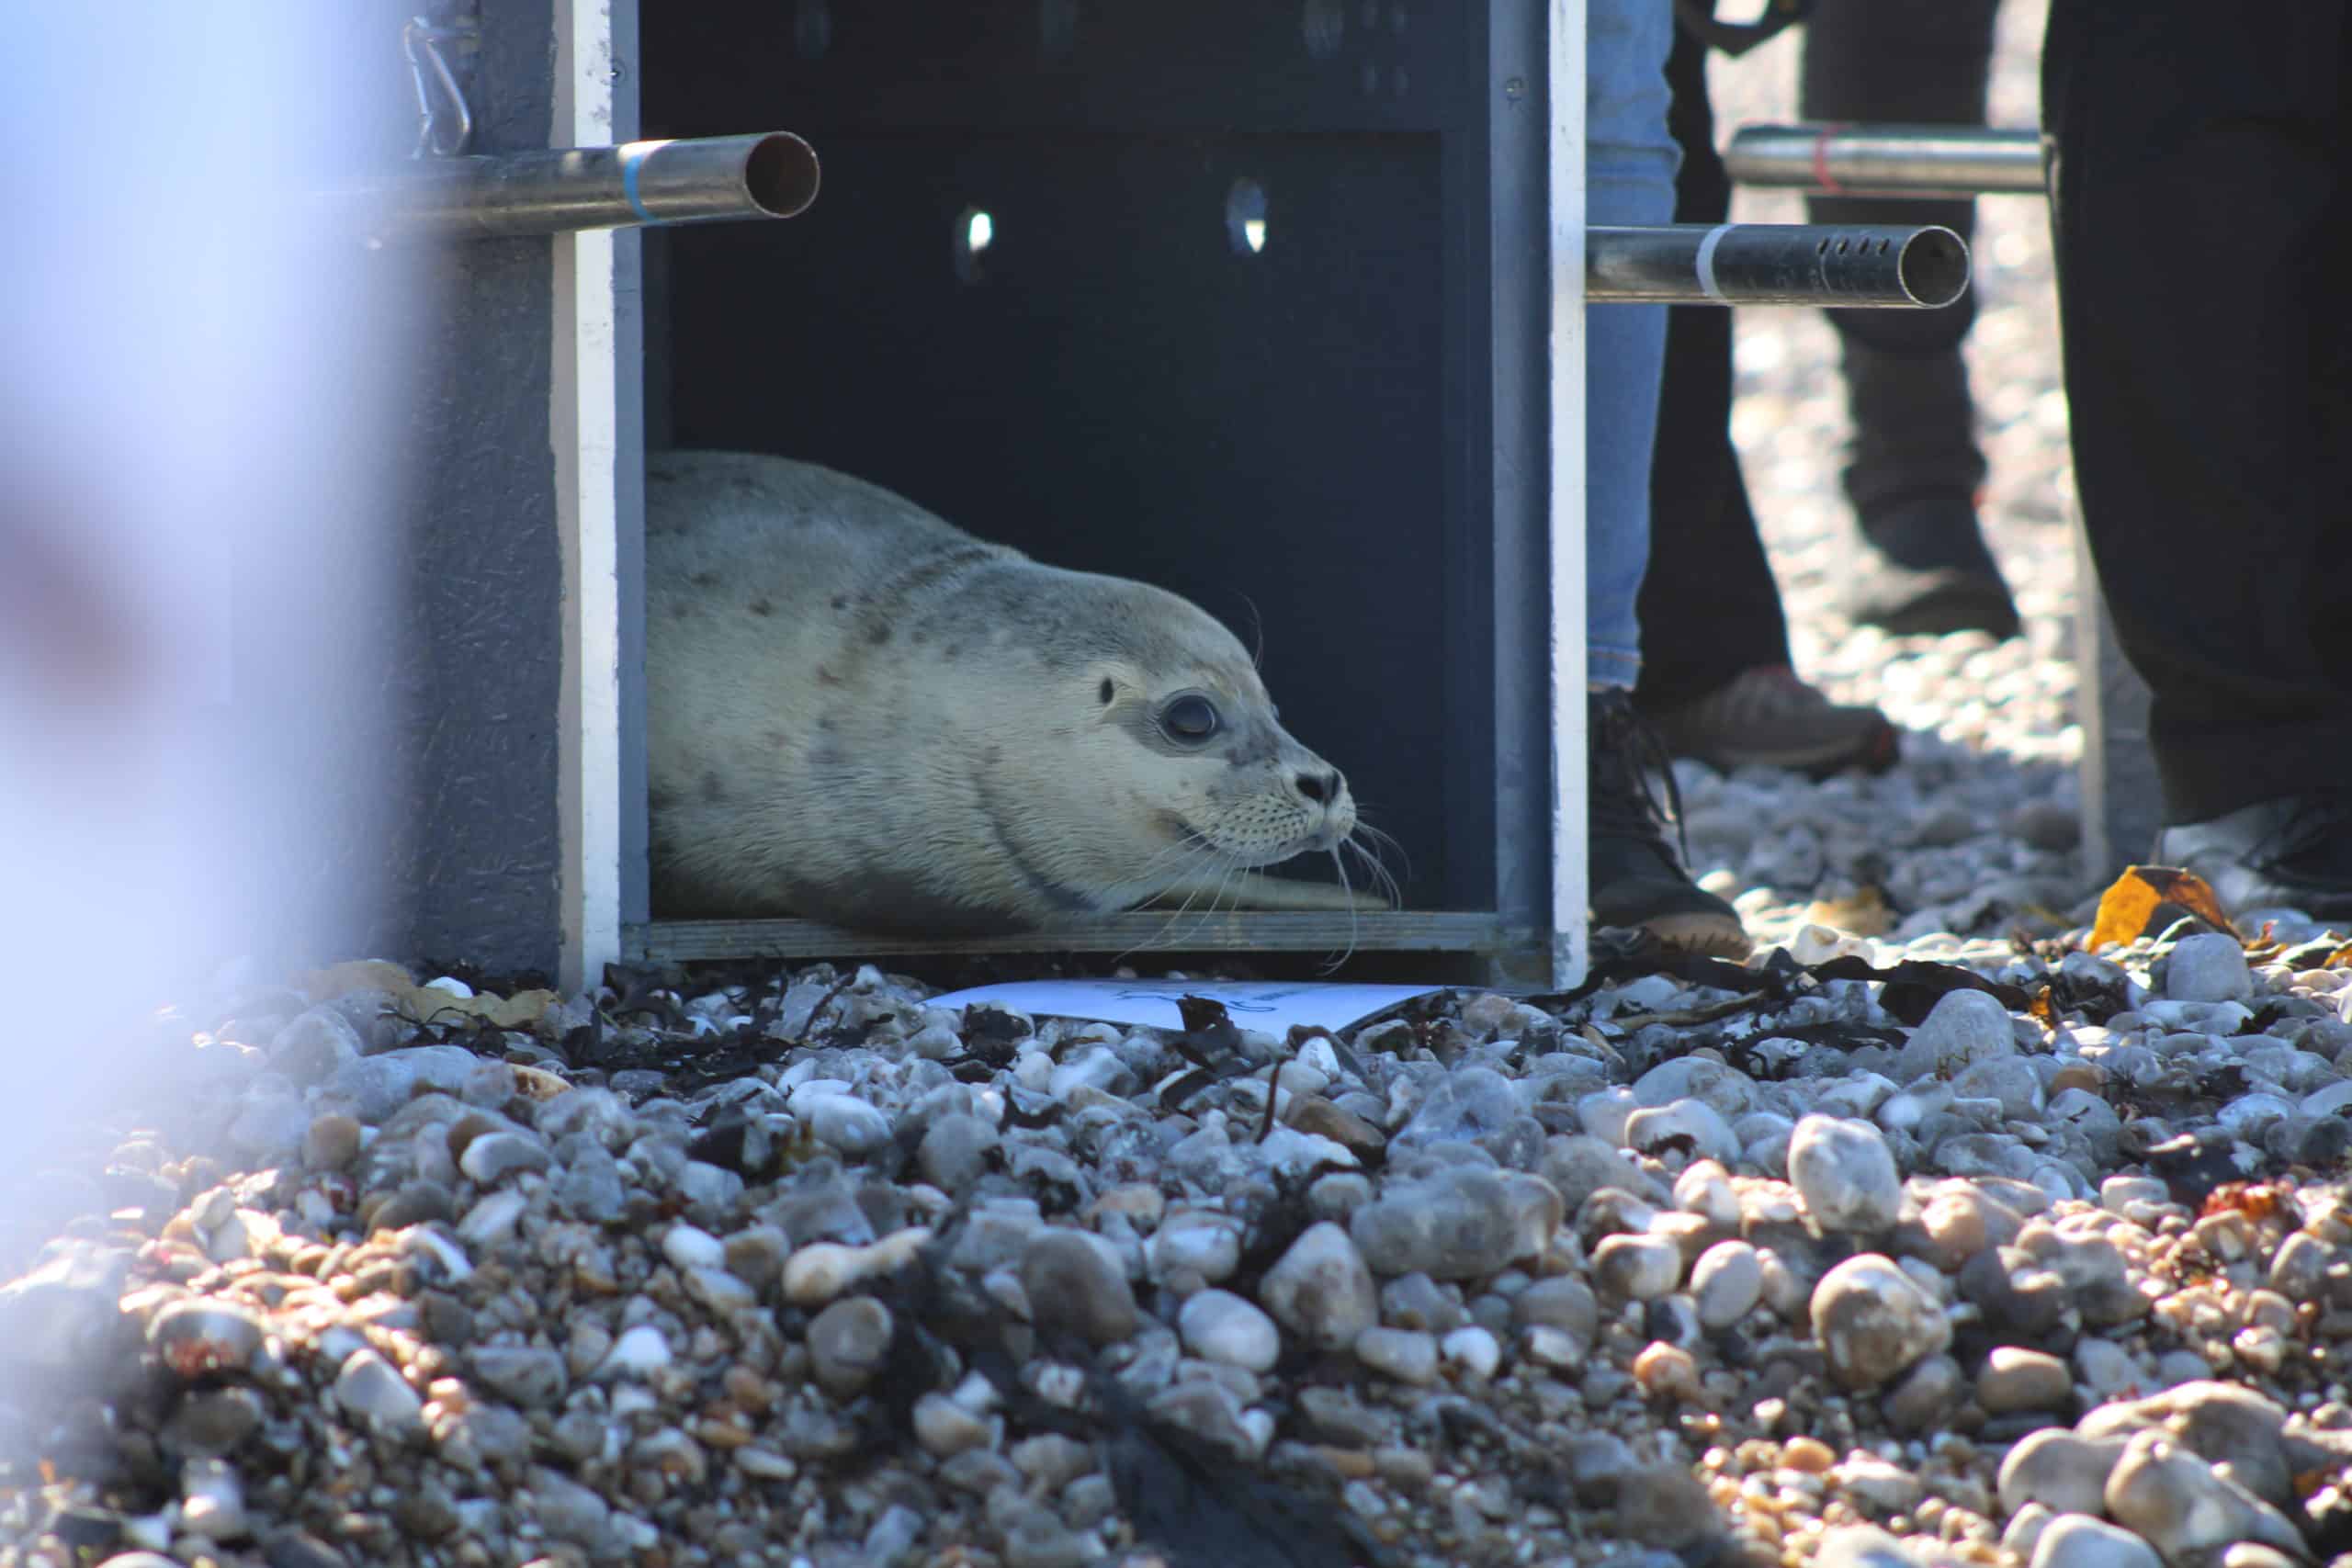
[1647,665,1900,780]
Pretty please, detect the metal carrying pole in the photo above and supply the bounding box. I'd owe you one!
[1724,123,2048,199]
[1586,222,1970,308]
[319,132,822,244]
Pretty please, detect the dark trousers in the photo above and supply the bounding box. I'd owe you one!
[2042,0,2352,821]
[1635,0,1998,713]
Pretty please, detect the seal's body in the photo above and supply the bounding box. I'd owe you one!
[646,449,1367,932]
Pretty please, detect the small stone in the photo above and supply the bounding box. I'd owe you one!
[145,1296,265,1378]
[1690,1240,1763,1329]
[301,1113,362,1171]
[262,1529,353,1568]
[864,1504,925,1566]
[1622,1098,1739,1166]
[1979,1346,2074,1413]
[458,1131,549,1186]
[596,1324,673,1378]
[1020,1230,1138,1345]
[1379,1271,1463,1332]
[1510,1275,1599,1337]
[180,1458,248,1540]
[1998,1430,2129,1517]
[2074,1337,2142,1398]
[1352,1326,1439,1384]
[334,1348,424,1438]
[1812,1253,1951,1390]
[1179,1289,1281,1373]
[1441,1325,1500,1380]
[469,1345,567,1408]
[162,1388,265,1457]
[2030,1515,2161,1568]
[1834,1456,1923,1516]
[2267,1231,2335,1302]
[807,1296,893,1396]
[456,1190,528,1247]
[1789,1114,1904,1233]
[661,1224,727,1272]
[917,1113,998,1192]
[795,1090,892,1156]
[912,1393,992,1458]
[1591,1233,1683,1301]
[524,1465,609,1546]
[1882,1350,1965,1432]
[2103,1429,2306,1562]
[2165,933,2253,1003]
[1631,1341,1700,1401]
[269,1008,365,1083]
[1348,1167,1524,1280]
[1898,988,2018,1080]
[1814,1526,1915,1568]
[722,1224,789,1288]
[1258,1222,1379,1349]
[1149,1210,1244,1284]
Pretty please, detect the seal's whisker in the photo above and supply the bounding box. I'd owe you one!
[1340,835,1403,911]
[1318,844,1361,973]
[1349,819,1414,888]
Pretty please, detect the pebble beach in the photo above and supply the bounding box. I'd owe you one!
[8,6,2352,1568]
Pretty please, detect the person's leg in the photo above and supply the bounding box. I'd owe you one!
[1583,0,1749,955]
[2045,0,2352,915]
[1633,18,1899,777]
[1632,18,1791,709]
[1803,0,2018,637]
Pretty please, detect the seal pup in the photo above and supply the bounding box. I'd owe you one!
[646,449,1387,933]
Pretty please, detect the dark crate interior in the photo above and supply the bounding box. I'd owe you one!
[639,0,1540,927]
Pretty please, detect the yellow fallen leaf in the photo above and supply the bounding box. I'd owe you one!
[2087,864,2237,953]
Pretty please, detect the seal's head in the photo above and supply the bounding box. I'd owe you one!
[958,566,1360,917]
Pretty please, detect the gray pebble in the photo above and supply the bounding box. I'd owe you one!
[1690,1240,1763,1329]
[1787,1114,1903,1234]
[1352,1325,1439,1384]
[469,1345,567,1408]
[1591,1233,1684,1301]
[917,1112,998,1192]
[1978,1346,2073,1412]
[1178,1289,1280,1372]
[807,1296,894,1395]
[1019,1230,1138,1345]
[2165,933,2253,1003]
[1511,1274,1600,1337]
[301,1113,362,1171]
[1379,1271,1464,1333]
[1622,1098,1739,1166]
[1348,1167,1522,1280]
[1999,1429,2129,1517]
[458,1131,549,1186]
[1897,988,2018,1080]
[2030,1514,2161,1568]
[1259,1222,1379,1348]
[333,1348,424,1438]
[1812,1253,1951,1390]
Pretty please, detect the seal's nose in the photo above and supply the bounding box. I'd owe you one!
[1295,769,1340,805]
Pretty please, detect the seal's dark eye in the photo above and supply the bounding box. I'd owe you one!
[1160,694,1222,742]
[1098,678,1115,706]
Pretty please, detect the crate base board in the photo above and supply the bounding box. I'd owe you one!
[629,910,1532,964]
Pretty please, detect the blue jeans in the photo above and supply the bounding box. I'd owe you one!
[1584,0,1682,689]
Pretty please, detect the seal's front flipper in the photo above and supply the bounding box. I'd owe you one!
[1137,872,1393,914]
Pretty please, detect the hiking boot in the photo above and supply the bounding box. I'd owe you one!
[1588,689,1753,959]
[1646,665,1900,779]
[1842,494,2023,639]
[2149,792,2352,922]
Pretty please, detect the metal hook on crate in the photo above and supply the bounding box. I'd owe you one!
[403,16,475,159]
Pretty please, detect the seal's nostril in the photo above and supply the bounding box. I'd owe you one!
[1296,770,1339,805]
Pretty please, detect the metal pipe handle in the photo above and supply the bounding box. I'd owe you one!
[1586,222,1970,308]
[1724,123,2048,199]
[322,132,822,243]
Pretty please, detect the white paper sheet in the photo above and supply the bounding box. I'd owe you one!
[921,977,1444,1035]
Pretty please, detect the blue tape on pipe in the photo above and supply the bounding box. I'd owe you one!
[619,142,656,224]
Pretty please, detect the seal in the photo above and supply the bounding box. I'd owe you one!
[645,449,1384,932]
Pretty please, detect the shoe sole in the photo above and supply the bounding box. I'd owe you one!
[1635,911,1754,961]
[1855,582,2023,640]
[1676,721,1903,783]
